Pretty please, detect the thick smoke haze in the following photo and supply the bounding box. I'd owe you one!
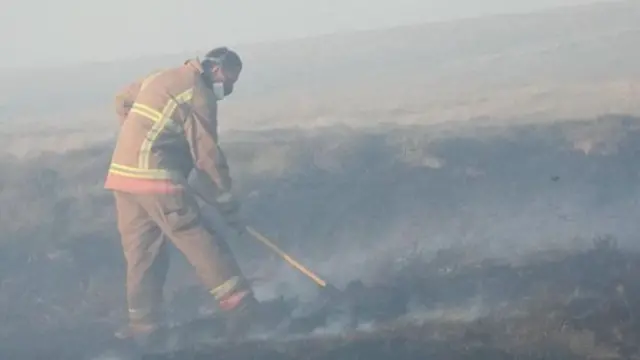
[1,0,617,68]
[0,1,639,358]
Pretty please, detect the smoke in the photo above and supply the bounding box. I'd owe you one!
[4,116,640,358]
[211,116,640,329]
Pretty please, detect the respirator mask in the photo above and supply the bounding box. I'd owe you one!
[211,81,234,101]
[203,48,235,101]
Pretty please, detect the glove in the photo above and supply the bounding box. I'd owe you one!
[215,192,246,235]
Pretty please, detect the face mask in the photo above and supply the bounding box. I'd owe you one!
[223,82,234,96]
[212,82,226,100]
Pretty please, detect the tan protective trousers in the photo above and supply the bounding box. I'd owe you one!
[112,190,249,325]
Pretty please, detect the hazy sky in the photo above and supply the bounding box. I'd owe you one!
[2,0,615,68]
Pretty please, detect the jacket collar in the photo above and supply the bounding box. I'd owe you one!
[184,57,205,74]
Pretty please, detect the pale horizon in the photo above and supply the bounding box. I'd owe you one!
[1,0,618,69]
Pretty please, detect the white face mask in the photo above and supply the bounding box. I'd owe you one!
[212,82,226,100]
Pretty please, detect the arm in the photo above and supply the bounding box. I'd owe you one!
[114,80,143,125]
[184,85,234,205]
[114,71,162,125]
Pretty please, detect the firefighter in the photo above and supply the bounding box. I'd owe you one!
[105,47,258,342]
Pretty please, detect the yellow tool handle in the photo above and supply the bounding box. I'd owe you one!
[245,226,328,288]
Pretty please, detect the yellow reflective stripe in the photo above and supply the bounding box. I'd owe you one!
[124,72,164,124]
[210,276,240,299]
[111,163,166,173]
[138,88,194,169]
[109,168,168,180]
[130,103,162,122]
[162,88,193,115]
[138,122,166,169]
[109,163,178,180]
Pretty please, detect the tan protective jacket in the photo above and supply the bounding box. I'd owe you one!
[104,59,231,197]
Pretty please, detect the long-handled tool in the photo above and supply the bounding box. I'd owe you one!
[186,179,340,296]
[244,226,341,296]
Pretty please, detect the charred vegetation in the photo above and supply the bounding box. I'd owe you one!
[0,114,639,359]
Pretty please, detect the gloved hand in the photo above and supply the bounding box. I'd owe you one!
[215,192,246,236]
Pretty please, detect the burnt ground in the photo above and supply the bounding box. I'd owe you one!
[2,115,640,359]
[139,238,640,360]
[3,238,640,360]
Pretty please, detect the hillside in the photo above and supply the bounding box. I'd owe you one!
[1,1,639,150]
[2,1,640,358]
[2,115,640,359]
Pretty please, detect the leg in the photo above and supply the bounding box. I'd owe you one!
[137,191,252,303]
[113,191,170,328]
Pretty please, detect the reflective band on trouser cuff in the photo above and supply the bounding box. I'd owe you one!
[216,191,233,203]
[136,89,194,170]
[210,276,241,300]
[128,307,158,322]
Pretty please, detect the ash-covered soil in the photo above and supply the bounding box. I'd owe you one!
[12,240,640,360]
[2,115,640,359]
[138,238,639,360]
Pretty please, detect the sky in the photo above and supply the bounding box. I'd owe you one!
[1,0,616,69]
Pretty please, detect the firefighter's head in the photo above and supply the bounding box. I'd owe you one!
[201,47,242,100]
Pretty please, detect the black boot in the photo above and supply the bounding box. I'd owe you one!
[219,290,261,341]
[115,322,160,341]
[114,321,171,352]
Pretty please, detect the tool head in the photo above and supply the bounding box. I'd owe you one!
[319,283,343,299]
